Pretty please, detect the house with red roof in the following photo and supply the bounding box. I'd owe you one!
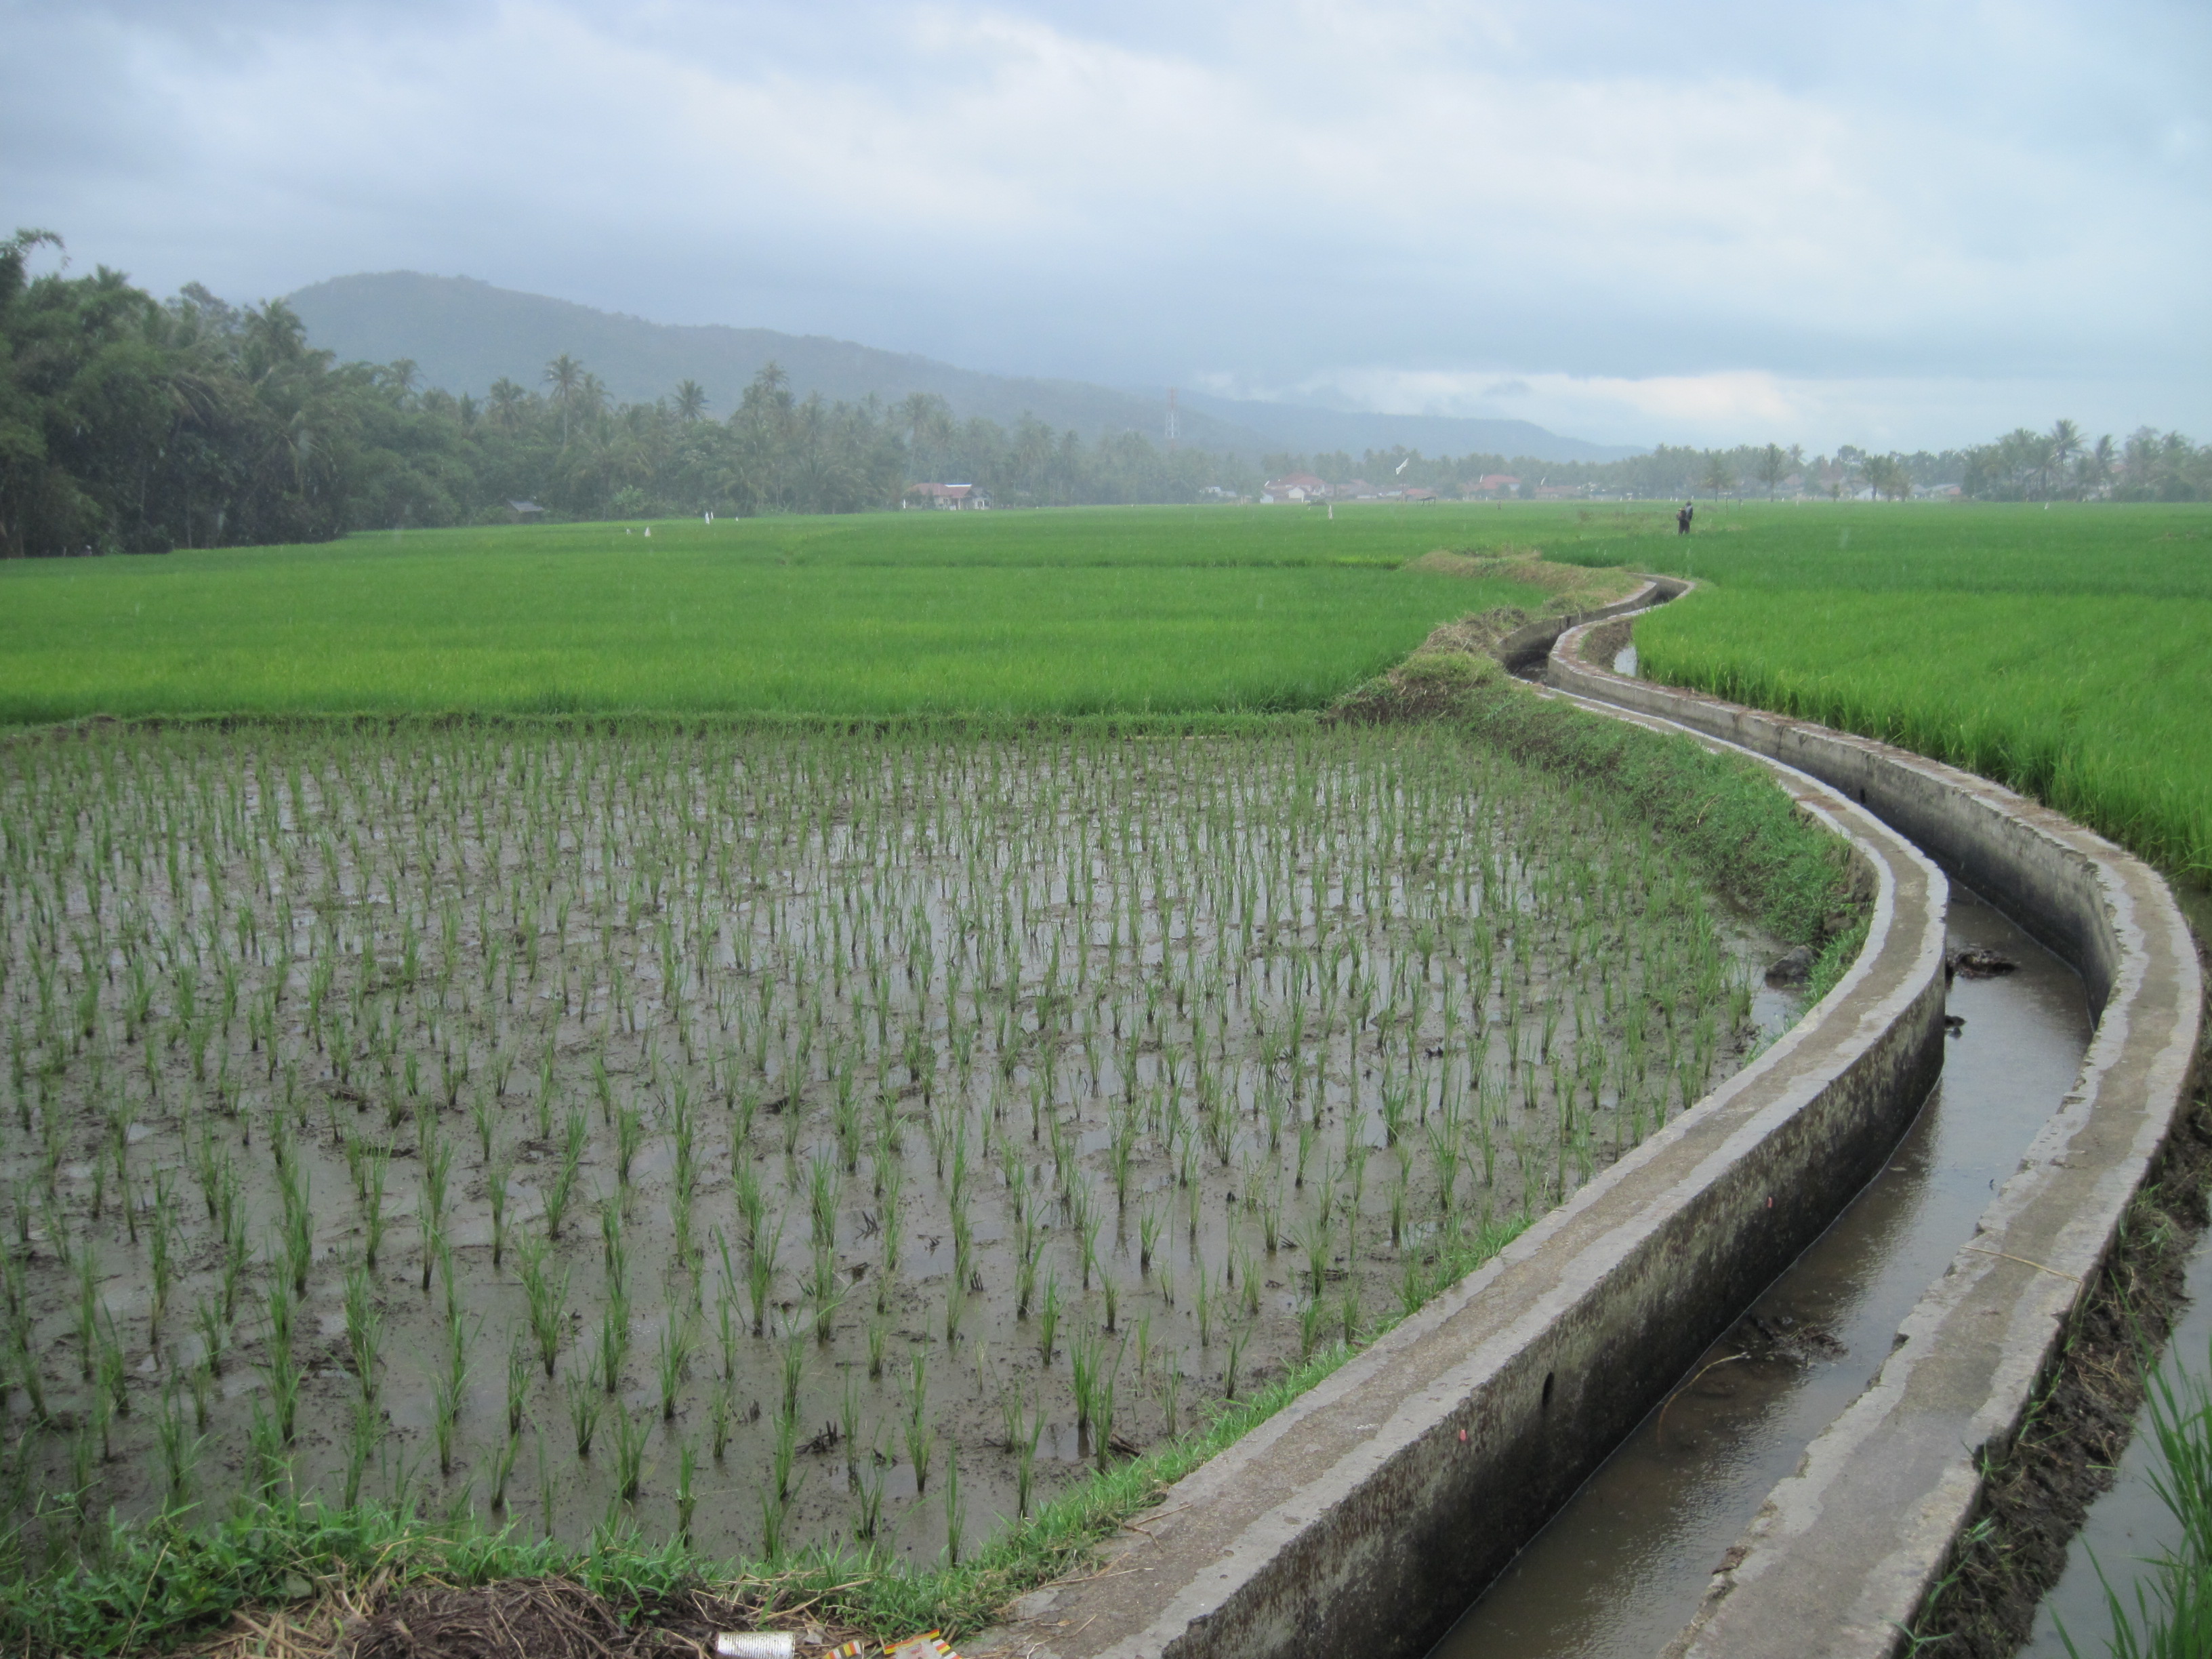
[1261,472,1330,504]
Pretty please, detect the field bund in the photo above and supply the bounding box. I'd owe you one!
[1544,600,2206,1657]
[985,635,1950,1657]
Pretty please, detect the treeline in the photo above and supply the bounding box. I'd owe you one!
[0,232,1256,555]
[1957,422,2212,502]
[1253,421,2212,505]
[1248,439,1975,501]
[9,229,2207,557]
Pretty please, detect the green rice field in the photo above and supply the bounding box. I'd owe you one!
[0,506,1559,724]
[1544,501,2212,880]
[16,491,2194,1650]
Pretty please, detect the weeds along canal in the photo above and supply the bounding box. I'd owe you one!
[1427,886,2093,1659]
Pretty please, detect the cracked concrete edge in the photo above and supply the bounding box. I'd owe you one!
[1546,601,2207,1659]
[972,643,1948,1659]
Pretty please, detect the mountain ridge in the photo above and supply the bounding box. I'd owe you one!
[286,272,1643,464]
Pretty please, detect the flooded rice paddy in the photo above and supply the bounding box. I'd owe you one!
[0,723,1801,1568]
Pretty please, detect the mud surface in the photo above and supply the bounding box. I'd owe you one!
[0,723,1798,1569]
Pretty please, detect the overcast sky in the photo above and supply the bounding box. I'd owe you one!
[4,0,2207,452]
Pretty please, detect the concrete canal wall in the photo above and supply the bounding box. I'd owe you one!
[1544,605,2204,1658]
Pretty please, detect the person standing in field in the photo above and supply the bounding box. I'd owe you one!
[1677,501,1694,535]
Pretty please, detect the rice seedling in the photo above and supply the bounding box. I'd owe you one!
[344,1263,382,1398]
[567,1374,604,1457]
[778,1324,806,1416]
[710,1378,735,1460]
[1012,1397,1040,1530]
[490,1423,522,1513]
[520,1244,569,1378]
[674,1435,697,1541]
[596,1298,630,1397]
[94,1312,129,1421]
[656,1307,695,1421]
[746,1212,782,1339]
[905,1371,937,1496]
[611,1404,649,1504]
[155,1382,201,1514]
[1038,1271,1061,1368]
[1294,1288,1328,1360]
[505,1332,529,1436]
[432,1363,465,1478]
[545,1111,586,1240]
[1092,1341,1126,1471]
[943,1441,966,1563]
[0,717,1814,1567]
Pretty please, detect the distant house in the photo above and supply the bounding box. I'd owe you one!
[1401,487,1439,503]
[1261,471,1331,504]
[506,499,546,523]
[1339,478,1378,500]
[1471,474,1521,497]
[1533,483,1586,501]
[904,483,991,510]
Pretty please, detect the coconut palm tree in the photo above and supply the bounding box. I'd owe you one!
[674,380,710,423]
[543,354,585,447]
[380,359,420,403]
[487,378,527,430]
[1753,443,1788,499]
[2075,434,2116,497]
[2048,418,2083,489]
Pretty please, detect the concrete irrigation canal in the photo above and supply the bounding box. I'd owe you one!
[983,583,2203,1659]
[1433,887,2091,1659]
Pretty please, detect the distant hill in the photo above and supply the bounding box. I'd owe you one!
[1174,392,1643,464]
[287,272,1640,464]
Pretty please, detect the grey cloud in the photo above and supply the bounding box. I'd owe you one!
[0,0,2206,447]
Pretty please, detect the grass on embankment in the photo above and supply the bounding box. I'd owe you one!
[1,670,1859,1657]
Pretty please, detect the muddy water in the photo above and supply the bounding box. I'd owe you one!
[1429,888,2093,1659]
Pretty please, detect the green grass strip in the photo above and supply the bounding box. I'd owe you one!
[1456,682,1857,947]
